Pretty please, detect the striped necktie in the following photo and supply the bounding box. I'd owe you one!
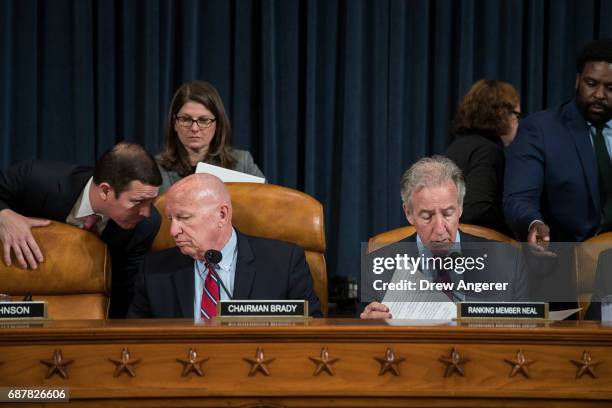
[200,263,219,319]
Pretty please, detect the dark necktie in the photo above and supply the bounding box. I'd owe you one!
[82,214,101,234]
[593,124,612,231]
[200,263,219,319]
[434,258,454,301]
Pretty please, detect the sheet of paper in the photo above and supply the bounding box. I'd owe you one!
[548,308,581,321]
[381,267,456,320]
[195,162,265,183]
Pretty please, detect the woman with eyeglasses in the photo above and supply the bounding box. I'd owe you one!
[156,81,264,192]
[445,79,521,236]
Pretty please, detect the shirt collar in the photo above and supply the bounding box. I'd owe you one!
[74,178,96,218]
[218,227,237,271]
[197,227,237,272]
[587,118,612,131]
[416,230,462,257]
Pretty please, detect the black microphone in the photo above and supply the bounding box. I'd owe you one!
[205,249,222,264]
[203,249,233,300]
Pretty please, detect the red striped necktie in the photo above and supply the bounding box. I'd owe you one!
[200,263,220,319]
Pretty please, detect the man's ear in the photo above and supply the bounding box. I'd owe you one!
[98,182,114,201]
[403,203,414,225]
[218,203,231,227]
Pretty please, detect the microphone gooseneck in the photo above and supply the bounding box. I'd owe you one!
[203,249,232,300]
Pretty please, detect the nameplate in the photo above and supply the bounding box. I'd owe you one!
[457,302,548,320]
[217,300,308,318]
[0,301,47,320]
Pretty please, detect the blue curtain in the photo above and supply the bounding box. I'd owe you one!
[1,0,611,281]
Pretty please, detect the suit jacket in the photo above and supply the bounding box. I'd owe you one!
[504,99,600,242]
[127,230,321,318]
[446,133,512,236]
[0,160,161,318]
[361,231,528,305]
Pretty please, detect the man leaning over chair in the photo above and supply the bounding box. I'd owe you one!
[127,173,321,319]
[361,156,528,319]
[0,143,162,318]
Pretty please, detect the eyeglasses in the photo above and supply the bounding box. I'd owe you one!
[512,110,523,119]
[175,115,217,129]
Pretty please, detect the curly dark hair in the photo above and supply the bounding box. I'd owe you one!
[451,79,520,138]
[157,81,236,177]
[576,39,612,73]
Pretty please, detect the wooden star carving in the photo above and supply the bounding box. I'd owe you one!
[374,347,406,376]
[176,348,209,377]
[504,349,536,378]
[109,348,141,377]
[571,350,602,379]
[243,347,275,376]
[439,347,469,377]
[40,349,73,379]
[309,347,340,376]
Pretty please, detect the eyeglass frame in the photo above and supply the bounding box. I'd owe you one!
[174,114,217,129]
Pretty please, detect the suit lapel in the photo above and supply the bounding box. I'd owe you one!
[564,100,599,212]
[232,232,256,300]
[171,252,196,318]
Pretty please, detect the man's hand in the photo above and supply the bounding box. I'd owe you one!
[360,301,392,319]
[0,209,51,269]
[527,221,556,257]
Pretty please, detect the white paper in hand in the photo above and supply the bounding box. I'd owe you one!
[195,162,265,183]
[381,267,456,320]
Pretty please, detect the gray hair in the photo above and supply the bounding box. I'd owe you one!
[400,155,466,210]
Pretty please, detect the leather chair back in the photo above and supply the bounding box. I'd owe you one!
[368,223,515,252]
[152,183,328,316]
[0,221,110,319]
[575,232,612,319]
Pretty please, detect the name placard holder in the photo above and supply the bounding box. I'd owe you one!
[457,302,548,321]
[216,300,309,320]
[0,301,47,320]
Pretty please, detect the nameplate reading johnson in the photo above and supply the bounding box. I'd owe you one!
[218,300,308,318]
[0,301,47,320]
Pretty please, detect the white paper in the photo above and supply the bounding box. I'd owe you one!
[385,301,457,320]
[195,162,265,183]
[381,267,456,320]
[548,308,581,321]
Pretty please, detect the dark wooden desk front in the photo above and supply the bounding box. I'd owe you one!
[0,319,611,407]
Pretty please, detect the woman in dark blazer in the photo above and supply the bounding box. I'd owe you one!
[446,79,520,236]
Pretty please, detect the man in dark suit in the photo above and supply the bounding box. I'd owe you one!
[361,156,527,319]
[0,143,162,317]
[504,39,612,244]
[127,173,321,318]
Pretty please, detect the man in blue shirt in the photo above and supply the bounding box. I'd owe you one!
[128,173,320,318]
[504,39,612,244]
[361,156,527,319]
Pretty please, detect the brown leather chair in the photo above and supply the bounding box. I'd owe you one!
[575,232,612,319]
[368,223,516,252]
[152,183,328,316]
[0,221,110,319]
